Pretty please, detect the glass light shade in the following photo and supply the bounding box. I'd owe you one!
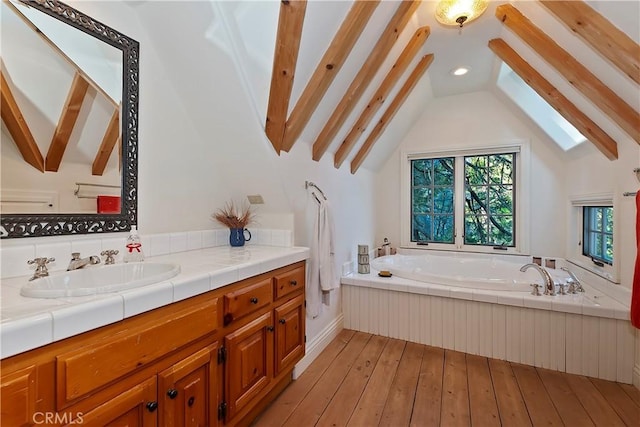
[435,0,489,27]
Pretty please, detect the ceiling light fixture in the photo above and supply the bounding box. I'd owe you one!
[452,67,470,76]
[435,0,489,28]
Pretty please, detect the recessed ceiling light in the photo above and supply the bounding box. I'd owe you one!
[452,67,470,76]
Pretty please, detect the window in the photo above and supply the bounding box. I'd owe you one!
[568,194,618,283]
[582,206,613,265]
[464,154,515,247]
[402,144,527,253]
[411,158,454,243]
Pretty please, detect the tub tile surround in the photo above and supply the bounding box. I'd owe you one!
[341,252,635,383]
[0,229,307,359]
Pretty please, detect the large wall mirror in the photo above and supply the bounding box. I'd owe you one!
[1,0,139,238]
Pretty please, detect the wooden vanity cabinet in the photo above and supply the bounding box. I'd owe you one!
[74,376,158,426]
[158,343,220,427]
[224,312,274,421]
[274,293,305,376]
[0,261,306,427]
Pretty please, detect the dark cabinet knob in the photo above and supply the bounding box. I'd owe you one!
[188,396,195,407]
[279,318,286,324]
[146,401,158,412]
[167,389,178,399]
[267,326,275,332]
[290,280,297,286]
[250,297,258,304]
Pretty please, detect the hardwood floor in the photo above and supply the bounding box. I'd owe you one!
[254,329,640,427]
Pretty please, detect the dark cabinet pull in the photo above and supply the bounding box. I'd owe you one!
[279,318,286,324]
[167,389,178,399]
[290,280,297,286]
[188,396,195,407]
[267,326,275,332]
[146,401,158,412]
[250,297,258,304]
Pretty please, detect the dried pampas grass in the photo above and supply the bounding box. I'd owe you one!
[212,201,255,229]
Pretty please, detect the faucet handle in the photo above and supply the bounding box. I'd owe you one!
[27,257,55,281]
[27,257,55,267]
[101,250,119,265]
[530,283,542,296]
[558,283,567,295]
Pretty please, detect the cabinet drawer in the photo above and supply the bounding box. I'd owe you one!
[57,297,219,407]
[223,278,272,326]
[273,265,304,300]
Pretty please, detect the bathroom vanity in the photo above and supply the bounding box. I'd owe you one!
[0,250,306,426]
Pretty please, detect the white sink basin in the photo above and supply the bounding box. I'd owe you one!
[20,263,181,298]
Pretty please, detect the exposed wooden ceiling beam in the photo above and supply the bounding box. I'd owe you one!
[351,54,433,174]
[335,26,430,169]
[281,1,380,153]
[495,4,640,144]
[312,0,423,162]
[0,70,44,172]
[264,0,307,154]
[489,38,618,160]
[46,72,90,172]
[92,108,120,176]
[540,0,640,85]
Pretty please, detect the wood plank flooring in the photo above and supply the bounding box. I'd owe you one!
[254,330,640,427]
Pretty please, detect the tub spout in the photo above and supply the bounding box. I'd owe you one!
[520,263,555,296]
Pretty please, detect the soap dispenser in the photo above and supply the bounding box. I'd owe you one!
[124,225,145,263]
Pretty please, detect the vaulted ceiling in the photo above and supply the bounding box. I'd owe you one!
[128,0,639,174]
[262,0,639,173]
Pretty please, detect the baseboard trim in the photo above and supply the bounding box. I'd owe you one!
[292,314,344,379]
[634,363,640,390]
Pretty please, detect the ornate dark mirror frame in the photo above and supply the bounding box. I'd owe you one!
[1,0,139,238]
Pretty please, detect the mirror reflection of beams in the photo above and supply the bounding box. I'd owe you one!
[0,0,139,238]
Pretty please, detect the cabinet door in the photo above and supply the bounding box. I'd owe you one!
[70,376,157,427]
[225,311,273,421]
[274,293,305,375]
[158,343,219,427]
[0,365,36,427]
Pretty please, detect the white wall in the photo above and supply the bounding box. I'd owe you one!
[56,1,377,346]
[375,90,567,257]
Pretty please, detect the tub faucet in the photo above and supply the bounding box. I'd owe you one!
[67,252,101,271]
[561,267,584,293]
[520,263,555,296]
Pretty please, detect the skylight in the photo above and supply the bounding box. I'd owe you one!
[496,62,586,151]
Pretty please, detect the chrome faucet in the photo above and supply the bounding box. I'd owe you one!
[561,267,584,293]
[520,263,555,296]
[67,252,101,271]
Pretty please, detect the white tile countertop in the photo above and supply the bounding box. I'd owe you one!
[0,245,309,359]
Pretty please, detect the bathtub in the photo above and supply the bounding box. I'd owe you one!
[370,252,570,292]
[345,251,634,384]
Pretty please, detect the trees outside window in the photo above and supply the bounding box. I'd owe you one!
[583,206,613,265]
[409,152,517,249]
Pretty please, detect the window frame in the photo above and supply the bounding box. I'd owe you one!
[401,141,530,255]
[582,206,613,266]
[568,194,619,283]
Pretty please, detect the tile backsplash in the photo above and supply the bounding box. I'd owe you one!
[0,228,294,280]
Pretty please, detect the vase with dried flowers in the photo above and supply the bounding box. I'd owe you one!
[212,201,255,247]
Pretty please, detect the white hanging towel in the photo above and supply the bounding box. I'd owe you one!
[307,192,338,318]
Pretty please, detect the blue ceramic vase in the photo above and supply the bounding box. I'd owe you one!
[229,228,251,247]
